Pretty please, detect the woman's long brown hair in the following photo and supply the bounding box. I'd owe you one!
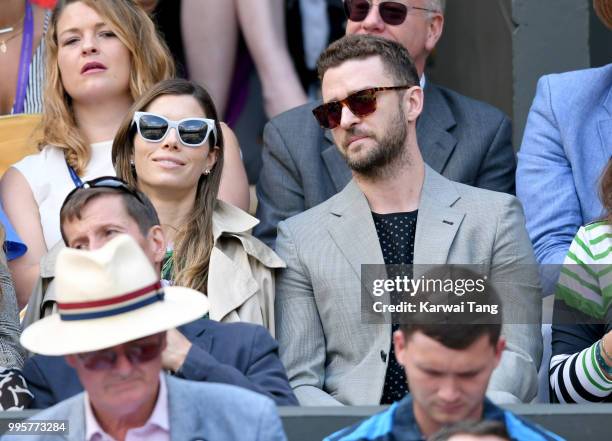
[113,79,225,293]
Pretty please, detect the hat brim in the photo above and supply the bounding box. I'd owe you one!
[21,286,209,356]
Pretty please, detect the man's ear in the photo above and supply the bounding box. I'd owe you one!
[403,86,424,122]
[393,329,408,365]
[493,336,506,368]
[146,225,166,268]
[425,13,444,53]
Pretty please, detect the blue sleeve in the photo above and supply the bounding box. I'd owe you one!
[177,326,298,406]
[0,204,27,261]
[21,357,59,410]
[516,75,582,293]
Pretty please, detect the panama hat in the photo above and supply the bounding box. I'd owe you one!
[595,0,612,29]
[20,234,209,356]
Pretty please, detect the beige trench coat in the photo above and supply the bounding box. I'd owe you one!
[208,200,285,335]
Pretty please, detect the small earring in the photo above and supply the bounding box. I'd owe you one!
[203,169,210,175]
[130,158,135,166]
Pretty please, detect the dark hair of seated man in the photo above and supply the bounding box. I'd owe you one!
[59,184,160,243]
[398,266,503,350]
[428,419,510,441]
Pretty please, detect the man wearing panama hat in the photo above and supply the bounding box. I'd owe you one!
[9,235,286,441]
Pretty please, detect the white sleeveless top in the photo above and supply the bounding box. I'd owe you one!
[12,141,115,249]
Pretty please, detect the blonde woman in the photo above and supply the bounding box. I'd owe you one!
[113,78,283,334]
[1,0,248,306]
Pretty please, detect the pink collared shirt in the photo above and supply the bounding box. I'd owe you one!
[84,373,170,441]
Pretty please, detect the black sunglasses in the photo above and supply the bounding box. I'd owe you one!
[344,0,437,26]
[61,176,145,212]
[312,85,413,129]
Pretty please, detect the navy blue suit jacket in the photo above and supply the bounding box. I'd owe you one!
[23,319,298,408]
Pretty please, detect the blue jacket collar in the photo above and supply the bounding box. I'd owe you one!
[392,395,505,441]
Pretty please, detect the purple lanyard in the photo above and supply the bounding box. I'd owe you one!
[12,0,34,114]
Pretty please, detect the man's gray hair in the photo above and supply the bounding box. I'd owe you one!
[428,0,445,14]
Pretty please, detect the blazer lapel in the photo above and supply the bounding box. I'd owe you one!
[321,130,352,192]
[178,320,213,352]
[598,84,612,159]
[327,180,385,279]
[414,166,465,264]
[417,84,458,174]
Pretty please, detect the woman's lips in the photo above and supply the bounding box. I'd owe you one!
[81,61,107,74]
[152,157,185,168]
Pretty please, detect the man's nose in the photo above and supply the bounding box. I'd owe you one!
[112,350,135,375]
[361,2,386,32]
[339,104,361,129]
[437,378,461,402]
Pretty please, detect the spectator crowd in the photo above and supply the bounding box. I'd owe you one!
[0,0,611,440]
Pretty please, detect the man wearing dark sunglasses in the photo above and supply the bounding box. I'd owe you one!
[274,35,541,408]
[9,235,286,441]
[255,0,515,249]
[20,178,297,410]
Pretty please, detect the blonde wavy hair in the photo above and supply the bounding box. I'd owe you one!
[113,79,225,293]
[42,0,175,175]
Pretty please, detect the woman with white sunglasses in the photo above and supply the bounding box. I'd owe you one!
[113,78,283,335]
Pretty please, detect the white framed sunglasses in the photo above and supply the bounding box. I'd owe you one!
[132,111,217,147]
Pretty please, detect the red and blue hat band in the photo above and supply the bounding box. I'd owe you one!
[57,281,165,321]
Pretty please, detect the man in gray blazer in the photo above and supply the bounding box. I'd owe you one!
[275,35,541,407]
[255,0,515,248]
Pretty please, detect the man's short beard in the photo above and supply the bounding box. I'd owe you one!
[344,104,409,179]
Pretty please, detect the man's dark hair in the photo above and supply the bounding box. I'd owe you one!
[398,267,502,349]
[317,34,419,86]
[60,187,160,244]
[428,420,510,441]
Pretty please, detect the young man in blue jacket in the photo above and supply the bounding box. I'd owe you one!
[325,270,563,441]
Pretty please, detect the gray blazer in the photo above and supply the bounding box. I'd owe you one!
[3,375,287,441]
[254,82,515,248]
[0,260,23,369]
[275,166,542,406]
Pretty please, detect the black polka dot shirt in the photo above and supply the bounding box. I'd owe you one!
[372,210,418,405]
